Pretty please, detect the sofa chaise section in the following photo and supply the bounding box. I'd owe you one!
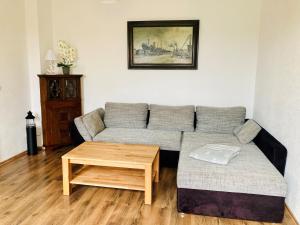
[178,132,287,196]
[177,132,287,222]
[176,107,287,223]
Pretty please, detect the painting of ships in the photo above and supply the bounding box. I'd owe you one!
[133,27,194,64]
[128,20,199,69]
[135,34,192,59]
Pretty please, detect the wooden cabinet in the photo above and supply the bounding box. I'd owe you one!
[38,75,82,150]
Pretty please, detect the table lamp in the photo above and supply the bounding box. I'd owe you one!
[45,50,57,75]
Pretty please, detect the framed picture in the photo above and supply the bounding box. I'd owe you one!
[128,20,199,70]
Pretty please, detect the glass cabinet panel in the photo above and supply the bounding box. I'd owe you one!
[64,79,77,99]
[47,79,62,100]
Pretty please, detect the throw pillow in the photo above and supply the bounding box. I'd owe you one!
[233,125,243,136]
[74,117,92,141]
[82,110,105,138]
[234,119,261,144]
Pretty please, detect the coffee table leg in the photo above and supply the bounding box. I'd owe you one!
[154,151,159,183]
[62,158,72,195]
[145,164,152,205]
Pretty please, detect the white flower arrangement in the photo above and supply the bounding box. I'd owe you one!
[57,40,77,68]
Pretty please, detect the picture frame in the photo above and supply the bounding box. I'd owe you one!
[127,20,199,70]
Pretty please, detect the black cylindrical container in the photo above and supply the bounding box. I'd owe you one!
[26,126,37,155]
[25,111,38,155]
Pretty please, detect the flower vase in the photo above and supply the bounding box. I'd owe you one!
[62,67,70,75]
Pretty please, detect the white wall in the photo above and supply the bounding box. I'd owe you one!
[49,0,261,117]
[0,0,262,160]
[24,0,43,146]
[37,0,54,73]
[0,0,30,161]
[24,0,51,146]
[254,0,300,221]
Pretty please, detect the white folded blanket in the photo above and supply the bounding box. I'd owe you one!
[189,144,241,165]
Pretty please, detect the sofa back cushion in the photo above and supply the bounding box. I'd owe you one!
[104,102,148,129]
[196,106,246,134]
[148,104,195,132]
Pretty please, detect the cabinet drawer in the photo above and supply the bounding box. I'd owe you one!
[58,123,71,145]
[58,111,70,122]
[57,107,81,122]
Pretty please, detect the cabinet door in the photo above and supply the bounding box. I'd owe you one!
[55,108,72,145]
[43,105,63,146]
[47,78,63,100]
[63,78,79,100]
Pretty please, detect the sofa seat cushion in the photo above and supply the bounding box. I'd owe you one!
[196,106,246,134]
[93,128,182,151]
[148,104,195,132]
[177,132,287,197]
[104,102,148,129]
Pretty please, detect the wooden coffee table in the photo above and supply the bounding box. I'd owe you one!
[61,142,160,205]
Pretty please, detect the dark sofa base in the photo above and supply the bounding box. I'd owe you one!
[160,150,179,168]
[177,188,285,223]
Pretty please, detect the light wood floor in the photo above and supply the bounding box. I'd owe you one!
[0,147,297,225]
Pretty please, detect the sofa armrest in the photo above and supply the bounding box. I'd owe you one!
[253,127,287,175]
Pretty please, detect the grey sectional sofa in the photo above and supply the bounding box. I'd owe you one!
[73,102,287,223]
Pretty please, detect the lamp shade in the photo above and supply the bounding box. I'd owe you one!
[45,49,56,61]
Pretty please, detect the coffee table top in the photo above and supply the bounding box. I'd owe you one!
[62,142,160,168]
